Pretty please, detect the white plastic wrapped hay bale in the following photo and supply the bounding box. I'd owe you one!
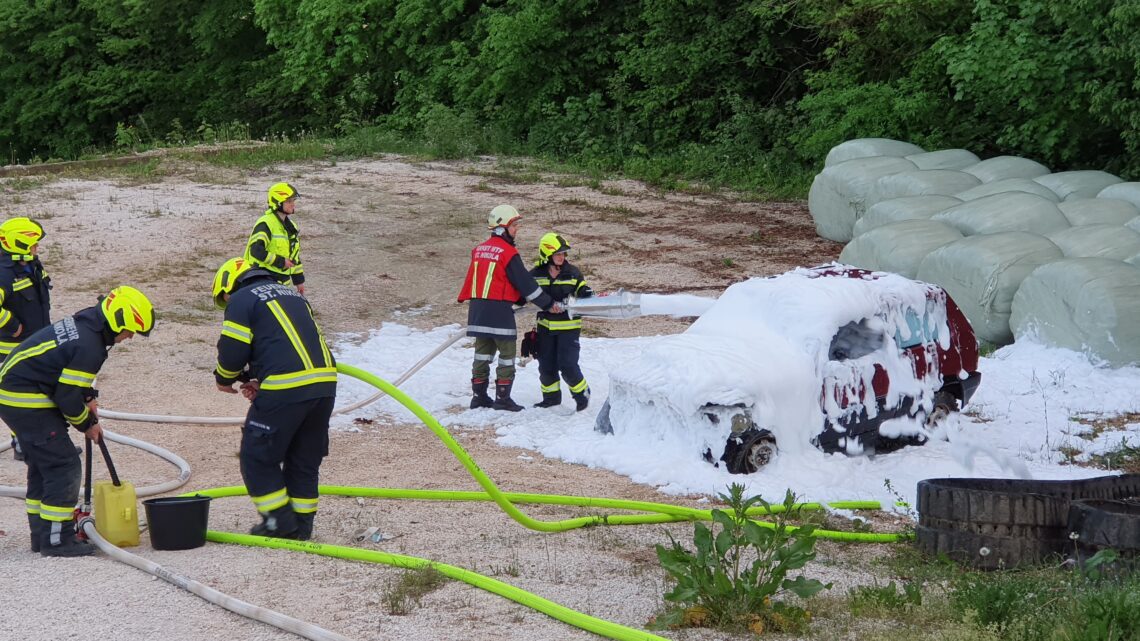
[865,169,981,210]
[1044,225,1140,260]
[852,195,962,237]
[917,232,1063,344]
[954,178,1060,202]
[1011,258,1140,366]
[931,192,1070,236]
[1097,182,1140,210]
[962,156,1051,182]
[903,149,980,170]
[839,220,963,278]
[1034,170,1123,201]
[1059,199,1140,226]
[824,138,925,167]
[808,156,918,242]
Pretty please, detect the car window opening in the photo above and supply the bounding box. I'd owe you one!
[828,319,886,361]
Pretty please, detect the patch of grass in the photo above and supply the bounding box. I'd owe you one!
[848,580,923,617]
[1072,412,1140,441]
[0,176,51,191]
[1058,444,1084,464]
[189,140,330,169]
[381,566,448,616]
[598,185,627,197]
[462,168,545,185]
[471,181,494,193]
[1086,437,1140,473]
[721,257,735,267]
[558,197,590,207]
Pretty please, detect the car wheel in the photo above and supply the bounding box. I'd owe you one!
[722,428,778,474]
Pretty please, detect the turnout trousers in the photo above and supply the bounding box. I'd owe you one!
[536,327,588,397]
[0,407,81,541]
[240,395,334,518]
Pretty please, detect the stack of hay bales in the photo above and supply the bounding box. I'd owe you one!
[815,139,1140,366]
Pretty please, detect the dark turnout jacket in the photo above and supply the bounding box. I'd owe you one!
[215,272,336,404]
[0,306,111,432]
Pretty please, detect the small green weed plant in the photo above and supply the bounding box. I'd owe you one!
[651,484,829,635]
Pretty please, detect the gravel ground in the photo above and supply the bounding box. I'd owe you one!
[0,153,896,641]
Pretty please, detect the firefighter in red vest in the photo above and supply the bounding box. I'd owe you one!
[458,205,561,411]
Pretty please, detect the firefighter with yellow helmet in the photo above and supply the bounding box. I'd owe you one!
[0,217,52,461]
[212,257,336,540]
[0,286,154,556]
[525,232,594,411]
[245,182,305,295]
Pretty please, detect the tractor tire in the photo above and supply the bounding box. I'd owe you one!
[914,525,1067,571]
[915,475,1140,569]
[1068,499,1140,562]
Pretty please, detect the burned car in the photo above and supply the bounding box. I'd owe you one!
[595,265,981,474]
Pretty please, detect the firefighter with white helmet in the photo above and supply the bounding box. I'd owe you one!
[458,205,561,411]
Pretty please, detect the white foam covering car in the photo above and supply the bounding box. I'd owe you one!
[594,265,981,474]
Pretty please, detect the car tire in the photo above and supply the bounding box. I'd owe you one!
[916,475,1140,569]
[721,428,777,474]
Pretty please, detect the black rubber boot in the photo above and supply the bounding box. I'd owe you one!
[249,506,300,539]
[573,390,590,412]
[533,391,562,408]
[469,378,494,409]
[12,436,23,462]
[28,513,43,553]
[295,512,315,541]
[492,381,524,412]
[40,519,95,557]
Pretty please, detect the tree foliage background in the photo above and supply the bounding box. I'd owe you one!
[0,0,1136,180]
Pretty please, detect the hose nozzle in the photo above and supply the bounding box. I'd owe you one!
[565,289,643,319]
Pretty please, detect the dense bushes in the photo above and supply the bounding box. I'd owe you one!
[1,0,1136,185]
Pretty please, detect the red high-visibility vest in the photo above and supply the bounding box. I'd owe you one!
[458,235,521,302]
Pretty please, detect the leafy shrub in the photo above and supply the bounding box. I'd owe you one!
[652,484,829,635]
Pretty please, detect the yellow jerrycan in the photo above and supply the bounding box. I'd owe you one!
[91,437,140,547]
[94,479,139,547]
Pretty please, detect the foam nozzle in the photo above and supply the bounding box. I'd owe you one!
[565,289,643,319]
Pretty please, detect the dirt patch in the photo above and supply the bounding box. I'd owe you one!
[0,155,862,641]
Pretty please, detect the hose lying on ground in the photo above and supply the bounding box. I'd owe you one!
[0,428,190,499]
[79,517,355,641]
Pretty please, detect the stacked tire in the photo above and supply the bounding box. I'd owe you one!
[916,475,1140,569]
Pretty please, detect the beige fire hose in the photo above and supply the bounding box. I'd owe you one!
[80,518,355,641]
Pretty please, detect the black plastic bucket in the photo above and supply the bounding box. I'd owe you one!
[144,495,211,550]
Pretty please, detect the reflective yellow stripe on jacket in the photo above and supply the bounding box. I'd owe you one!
[537,317,583,331]
[260,300,335,391]
[261,367,338,390]
[0,389,55,409]
[244,212,299,276]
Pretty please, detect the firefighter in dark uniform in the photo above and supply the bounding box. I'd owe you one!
[245,182,305,295]
[212,257,336,540]
[0,286,154,556]
[458,205,561,412]
[526,233,594,411]
[0,217,52,461]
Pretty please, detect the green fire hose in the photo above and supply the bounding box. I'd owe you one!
[190,362,910,641]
